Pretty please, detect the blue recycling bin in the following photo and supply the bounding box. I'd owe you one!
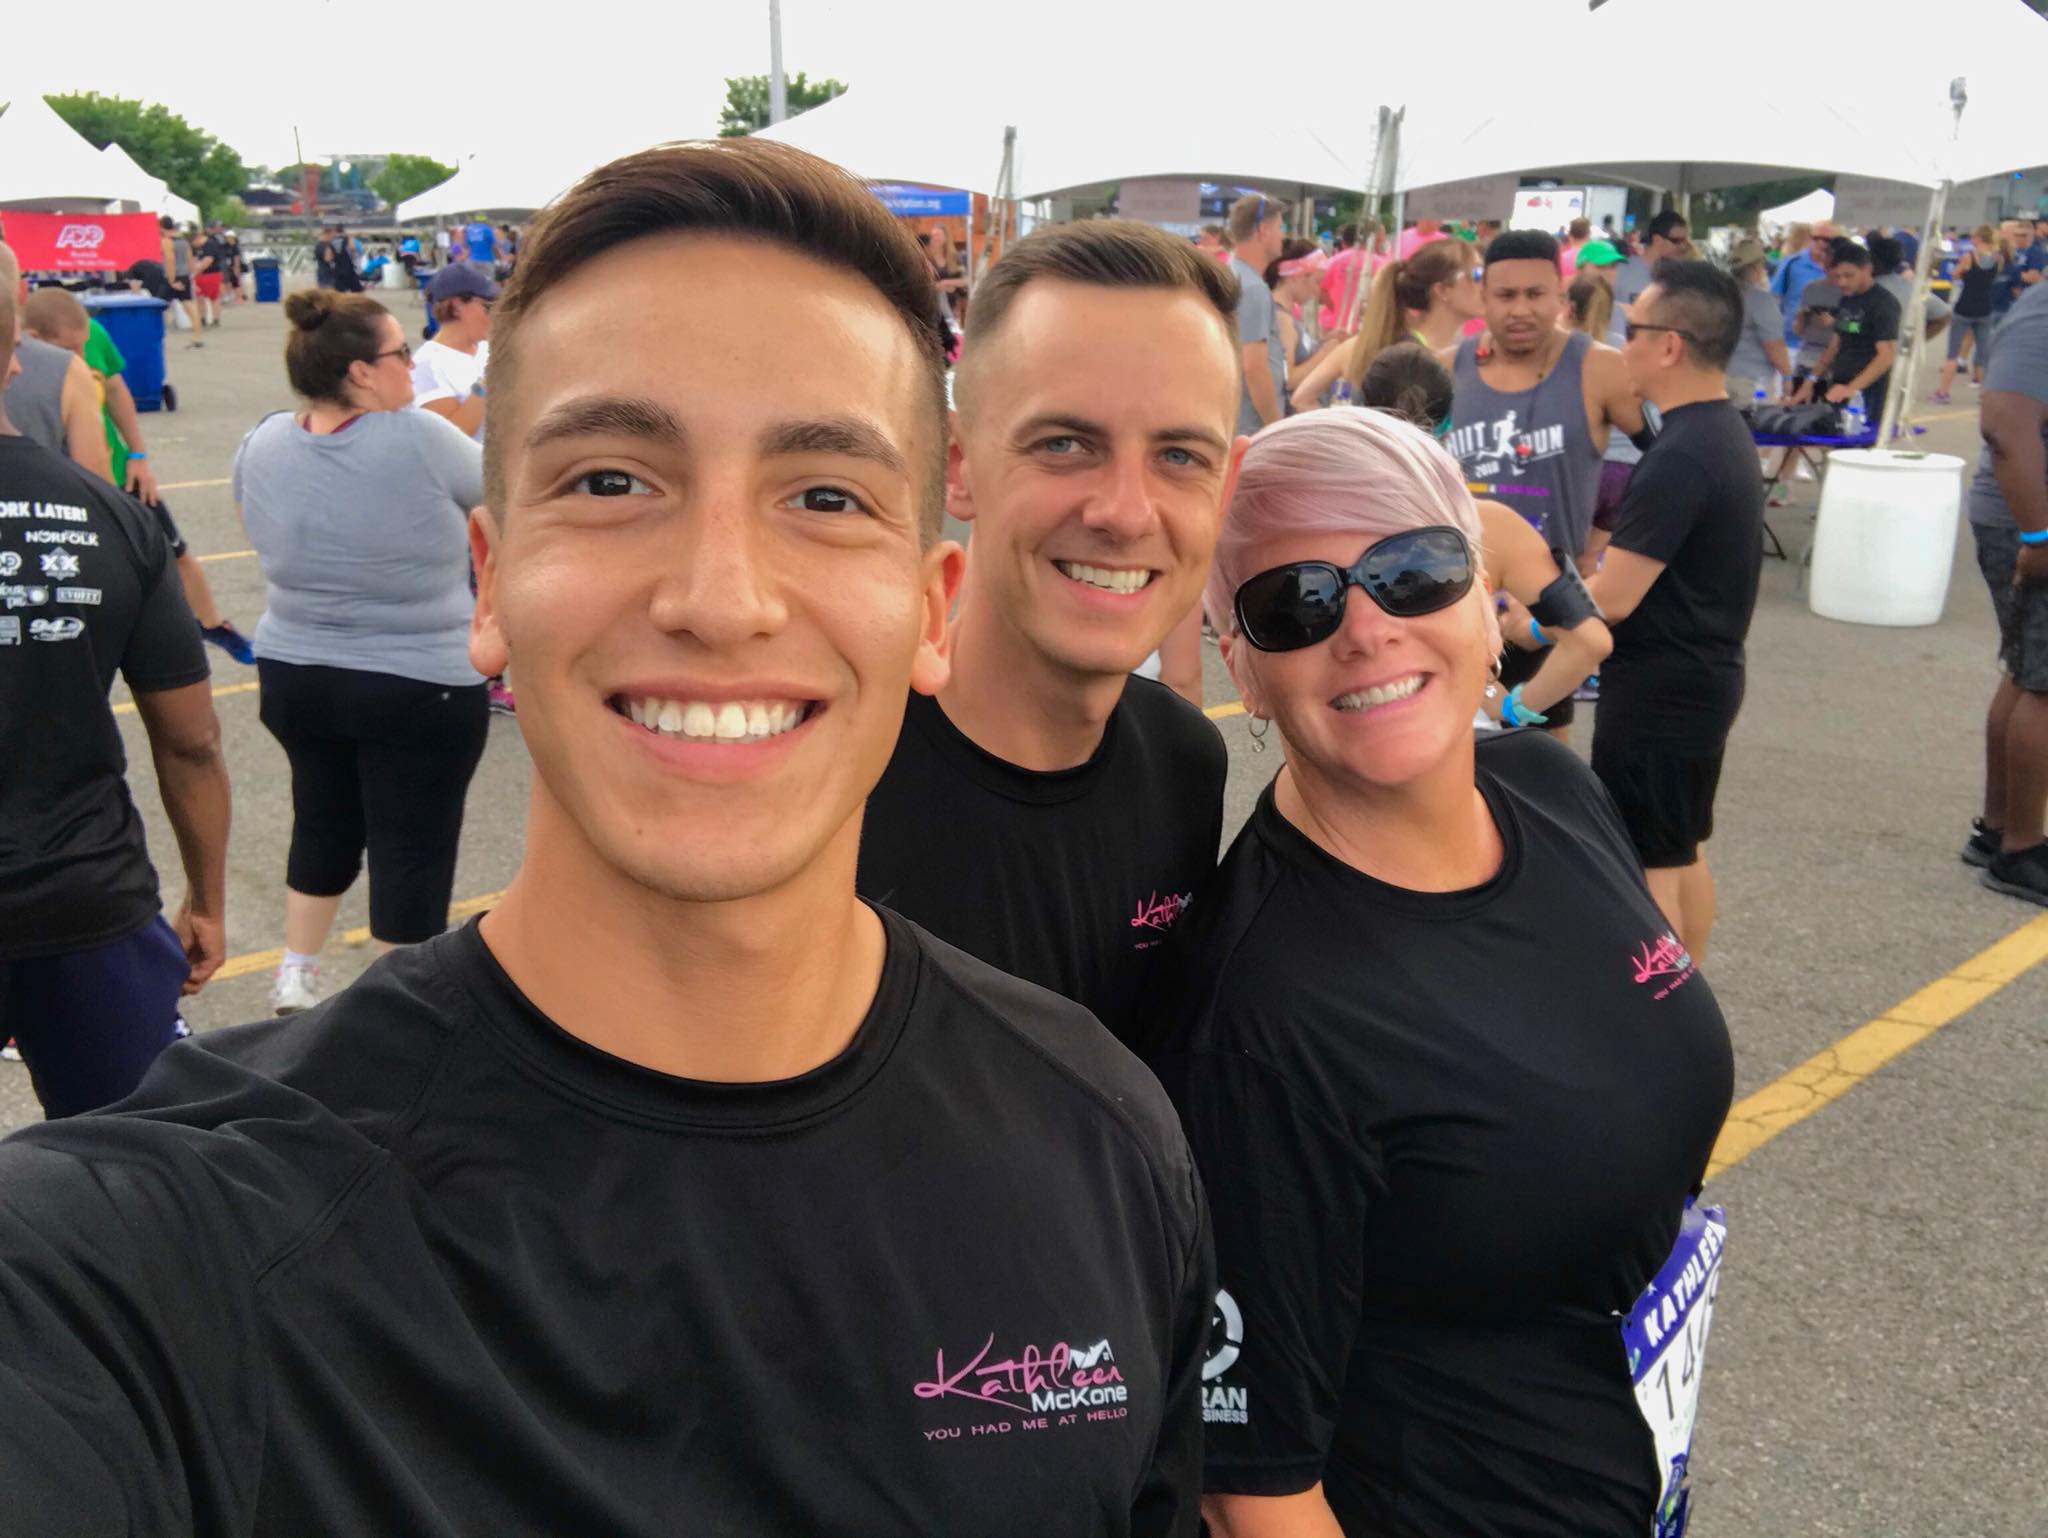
[253,257,282,303]
[81,292,168,412]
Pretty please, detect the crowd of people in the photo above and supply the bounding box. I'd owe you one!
[0,132,2041,1537]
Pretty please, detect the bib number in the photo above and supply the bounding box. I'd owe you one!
[1620,1201,1727,1537]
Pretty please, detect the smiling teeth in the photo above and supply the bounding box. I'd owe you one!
[622,697,810,741]
[1056,561,1154,595]
[1334,675,1425,710]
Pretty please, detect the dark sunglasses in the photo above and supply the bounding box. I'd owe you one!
[1232,526,1475,653]
[1624,321,1698,345]
[371,343,414,365]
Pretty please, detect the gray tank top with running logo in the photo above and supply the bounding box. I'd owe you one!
[1446,330,1604,561]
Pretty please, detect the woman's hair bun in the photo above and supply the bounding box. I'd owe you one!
[284,289,334,330]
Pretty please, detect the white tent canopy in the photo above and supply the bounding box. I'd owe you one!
[1759,188,1836,229]
[0,95,133,209]
[396,136,647,222]
[1379,0,2048,199]
[754,81,1359,200]
[99,142,199,226]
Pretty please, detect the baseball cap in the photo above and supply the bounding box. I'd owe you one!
[1575,239,1625,269]
[425,265,500,303]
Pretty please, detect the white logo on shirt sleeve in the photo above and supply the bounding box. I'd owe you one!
[0,616,19,644]
[0,551,20,576]
[28,616,85,642]
[1201,1289,1249,1424]
[39,550,81,579]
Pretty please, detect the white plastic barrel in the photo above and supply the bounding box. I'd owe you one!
[380,261,408,291]
[1807,449,1966,627]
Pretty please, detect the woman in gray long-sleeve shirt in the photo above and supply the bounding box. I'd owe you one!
[236,290,491,1016]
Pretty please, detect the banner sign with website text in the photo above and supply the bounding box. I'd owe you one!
[0,211,162,273]
[871,183,971,217]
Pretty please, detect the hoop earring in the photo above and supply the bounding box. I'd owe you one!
[1483,653,1503,702]
[1248,714,1271,754]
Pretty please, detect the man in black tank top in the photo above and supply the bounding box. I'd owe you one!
[1445,229,1645,733]
[859,221,1240,1046]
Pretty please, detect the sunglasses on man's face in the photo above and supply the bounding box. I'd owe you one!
[1232,526,1476,653]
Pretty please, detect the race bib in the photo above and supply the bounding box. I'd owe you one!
[1620,1201,1727,1537]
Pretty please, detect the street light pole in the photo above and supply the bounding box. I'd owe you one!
[769,0,788,124]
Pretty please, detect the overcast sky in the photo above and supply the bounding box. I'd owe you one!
[9,0,934,168]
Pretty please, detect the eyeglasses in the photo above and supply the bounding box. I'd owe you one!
[372,343,414,365]
[1232,526,1476,653]
[1623,321,1698,345]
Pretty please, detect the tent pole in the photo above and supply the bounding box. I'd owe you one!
[1347,105,1402,334]
[1881,178,1950,445]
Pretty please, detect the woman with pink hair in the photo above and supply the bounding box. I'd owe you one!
[1144,408,1735,1538]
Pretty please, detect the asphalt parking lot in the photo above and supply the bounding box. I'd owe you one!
[5,287,2043,1535]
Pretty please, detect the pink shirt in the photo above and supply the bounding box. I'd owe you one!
[1318,247,1369,332]
[1397,223,1443,261]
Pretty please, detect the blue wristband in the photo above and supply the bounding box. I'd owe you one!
[1528,617,1547,645]
[2020,527,2048,546]
[127,451,147,460]
[1501,684,1550,728]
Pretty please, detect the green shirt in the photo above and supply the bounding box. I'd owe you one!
[82,319,130,488]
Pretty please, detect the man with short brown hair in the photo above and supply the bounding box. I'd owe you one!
[0,141,1212,1535]
[861,219,1243,1047]
[1225,192,1287,434]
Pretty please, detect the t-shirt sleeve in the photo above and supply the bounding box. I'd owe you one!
[85,319,126,379]
[1236,281,1272,346]
[119,494,210,694]
[410,350,457,408]
[412,411,486,508]
[0,1134,264,1532]
[1150,1047,1373,1493]
[1983,298,2048,403]
[1608,444,1708,566]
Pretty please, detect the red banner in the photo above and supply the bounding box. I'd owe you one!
[0,211,164,273]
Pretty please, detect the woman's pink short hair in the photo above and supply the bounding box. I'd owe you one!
[1206,408,1485,636]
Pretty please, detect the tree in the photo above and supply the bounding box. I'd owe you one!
[44,92,247,223]
[374,153,458,209]
[717,72,848,137]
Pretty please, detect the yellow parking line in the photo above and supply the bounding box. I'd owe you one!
[1204,701,1247,721]
[1708,911,2048,1177]
[212,891,505,982]
[111,680,258,716]
[196,548,255,564]
[159,477,232,492]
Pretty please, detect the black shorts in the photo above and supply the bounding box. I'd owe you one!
[1498,641,1575,728]
[1972,520,2048,692]
[1590,737,1727,868]
[169,277,193,301]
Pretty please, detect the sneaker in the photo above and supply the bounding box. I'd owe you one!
[488,679,517,716]
[1962,818,2002,869]
[1572,675,1601,704]
[1929,389,1952,404]
[272,962,322,1015]
[185,339,205,350]
[1981,843,2048,906]
[200,619,256,665]
[0,1040,19,1063]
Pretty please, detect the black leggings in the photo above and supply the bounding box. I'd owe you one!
[258,660,489,943]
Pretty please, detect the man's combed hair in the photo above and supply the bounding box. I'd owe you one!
[1483,229,1561,269]
[1828,236,1873,270]
[954,219,1241,415]
[1646,257,1743,371]
[486,138,950,539]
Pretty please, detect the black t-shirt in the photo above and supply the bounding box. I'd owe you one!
[0,911,1211,1535]
[0,435,208,958]
[1597,399,1764,749]
[122,258,173,301]
[1827,281,1901,388]
[197,235,226,272]
[1145,733,1734,1538]
[858,679,1227,1048]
